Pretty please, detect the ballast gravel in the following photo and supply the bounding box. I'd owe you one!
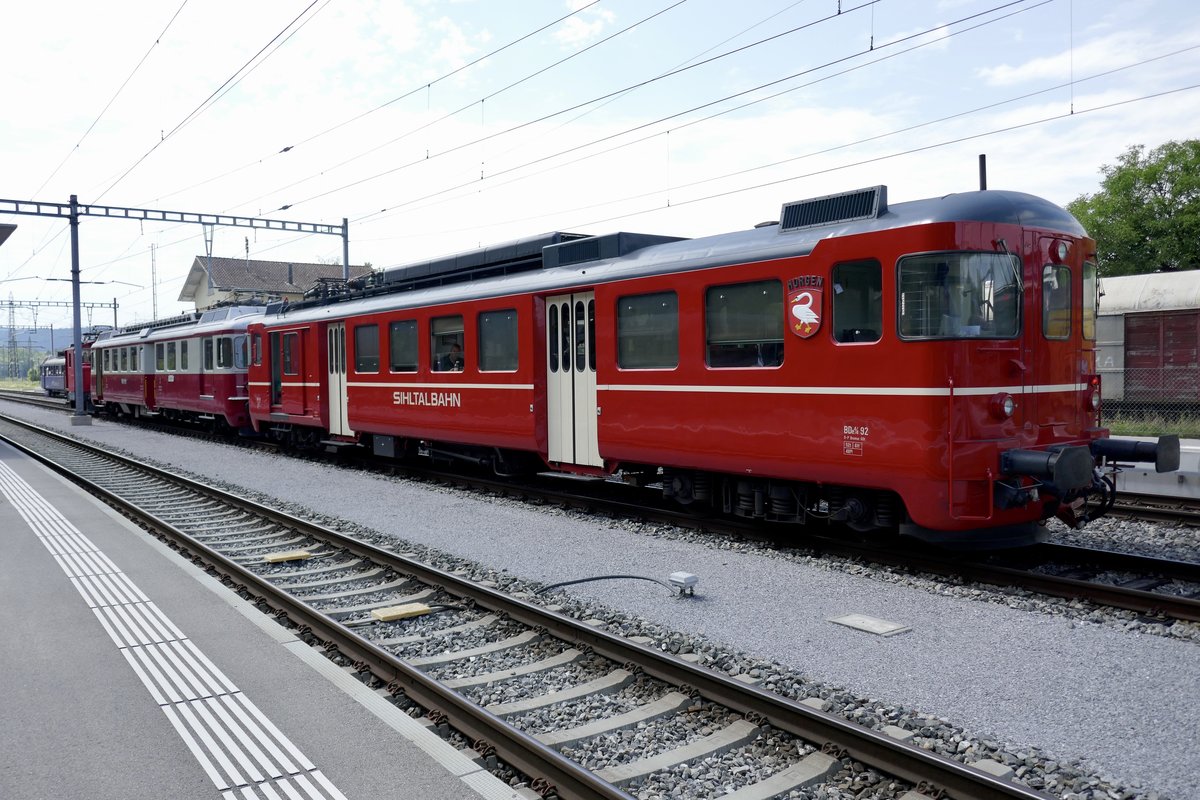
[3,403,1198,800]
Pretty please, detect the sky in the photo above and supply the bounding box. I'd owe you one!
[2,0,1198,334]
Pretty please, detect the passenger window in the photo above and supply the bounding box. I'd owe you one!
[548,310,559,373]
[218,337,234,369]
[833,261,882,343]
[282,333,299,376]
[156,343,165,370]
[898,252,1021,339]
[618,291,678,369]
[1082,261,1097,341]
[479,310,518,372]
[354,324,380,372]
[1043,264,1071,340]
[389,320,418,372]
[204,338,214,370]
[103,350,110,371]
[431,315,465,371]
[120,348,128,371]
[132,348,139,371]
[706,279,784,367]
[166,342,177,371]
[180,340,189,371]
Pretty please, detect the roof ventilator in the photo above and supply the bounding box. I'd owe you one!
[779,185,888,232]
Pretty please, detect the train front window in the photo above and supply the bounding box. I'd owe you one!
[1042,264,1072,340]
[897,252,1021,339]
[1083,260,1097,341]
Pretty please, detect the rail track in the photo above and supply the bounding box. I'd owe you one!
[3,392,1199,626]
[0,412,1049,800]
[1109,492,1200,526]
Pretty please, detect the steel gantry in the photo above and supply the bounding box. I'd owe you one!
[0,196,349,421]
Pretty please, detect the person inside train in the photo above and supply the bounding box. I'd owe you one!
[436,343,464,371]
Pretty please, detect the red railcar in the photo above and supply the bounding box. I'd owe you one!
[92,307,261,430]
[242,187,1176,545]
[62,337,96,409]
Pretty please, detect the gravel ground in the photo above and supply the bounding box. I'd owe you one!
[4,403,1198,800]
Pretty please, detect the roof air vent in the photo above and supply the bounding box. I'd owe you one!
[779,185,887,232]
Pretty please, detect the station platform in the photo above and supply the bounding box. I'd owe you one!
[0,440,524,800]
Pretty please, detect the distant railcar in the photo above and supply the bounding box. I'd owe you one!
[1096,271,1200,409]
[92,307,261,430]
[39,356,66,398]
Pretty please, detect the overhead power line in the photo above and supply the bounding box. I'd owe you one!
[30,0,191,199]
[99,0,329,202]
[141,1,607,208]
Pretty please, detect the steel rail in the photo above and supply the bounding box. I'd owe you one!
[0,412,1051,800]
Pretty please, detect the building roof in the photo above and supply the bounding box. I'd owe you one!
[177,256,374,302]
[1097,270,1200,316]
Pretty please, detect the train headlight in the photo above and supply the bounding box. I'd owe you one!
[1085,374,1102,412]
[990,392,1016,419]
[1049,240,1070,263]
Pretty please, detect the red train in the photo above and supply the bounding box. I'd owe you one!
[91,307,259,430]
[93,186,1179,546]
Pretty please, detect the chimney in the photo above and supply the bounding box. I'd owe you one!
[287,263,294,286]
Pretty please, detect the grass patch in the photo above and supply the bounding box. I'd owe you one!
[0,377,40,392]
[1105,413,1200,438]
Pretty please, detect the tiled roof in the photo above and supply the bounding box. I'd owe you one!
[178,256,374,301]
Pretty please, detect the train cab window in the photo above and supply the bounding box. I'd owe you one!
[431,315,465,371]
[354,324,380,373]
[898,252,1021,339]
[217,337,235,369]
[204,338,214,370]
[388,320,418,372]
[833,261,882,343]
[618,291,678,369]
[1082,260,1097,341]
[705,280,783,367]
[1042,264,1072,340]
[235,336,249,369]
[156,343,165,370]
[479,310,518,372]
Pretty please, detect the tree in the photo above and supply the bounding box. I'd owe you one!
[1067,140,1200,276]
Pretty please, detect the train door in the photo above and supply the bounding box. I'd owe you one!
[200,337,214,397]
[327,322,353,436]
[546,292,602,467]
[1037,234,1078,428]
